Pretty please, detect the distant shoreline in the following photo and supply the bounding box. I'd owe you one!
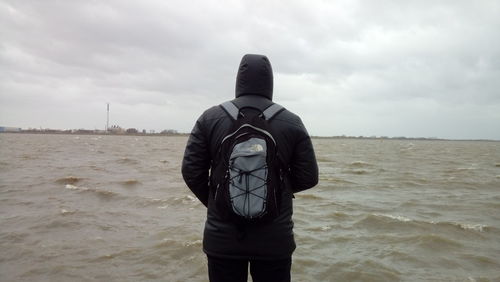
[310,135,499,142]
[1,131,498,142]
[0,131,189,137]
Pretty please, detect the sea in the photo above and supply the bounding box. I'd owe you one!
[1,133,499,282]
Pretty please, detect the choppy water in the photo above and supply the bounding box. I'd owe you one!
[1,134,499,281]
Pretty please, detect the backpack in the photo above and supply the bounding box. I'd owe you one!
[212,101,285,223]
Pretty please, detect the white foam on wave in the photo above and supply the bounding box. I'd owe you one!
[65,184,83,190]
[175,195,197,204]
[60,208,76,215]
[64,184,118,198]
[65,184,90,192]
[374,214,487,232]
[374,214,412,222]
[183,239,202,247]
[430,220,487,232]
[456,166,477,171]
[350,160,371,166]
[457,223,486,232]
[147,195,197,208]
[145,197,168,203]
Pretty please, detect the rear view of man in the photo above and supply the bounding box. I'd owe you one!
[182,54,318,282]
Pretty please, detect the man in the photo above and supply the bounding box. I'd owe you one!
[182,54,318,282]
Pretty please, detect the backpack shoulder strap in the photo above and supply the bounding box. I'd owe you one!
[221,101,284,121]
[262,103,284,120]
[220,101,239,120]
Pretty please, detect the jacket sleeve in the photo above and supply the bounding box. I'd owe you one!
[289,123,318,193]
[181,115,211,207]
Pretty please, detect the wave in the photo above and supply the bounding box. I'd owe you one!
[381,214,489,232]
[134,195,198,208]
[120,179,140,186]
[305,224,341,232]
[461,254,500,268]
[356,213,490,234]
[65,184,119,200]
[40,219,82,230]
[148,237,202,254]
[375,214,412,222]
[0,232,30,244]
[161,195,198,207]
[342,169,370,175]
[87,248,142,263]
[455,166,478,171]
[407,179,432,186]
[399,143,415,152]
[295,193,325,200]
[443,166,479,175]
[21,154,37,160]
[320,177,356,184]
[60,208,77,215]
[413,233,463,250]
[328,211,351,220]
[116,157,140,165]
[348,161,373,168]
[439,221,488,232]
[316,156,334,163]
[88,165,106,171]
[55,176,83,185]
[321,259,401,282]
[182,239,202,248]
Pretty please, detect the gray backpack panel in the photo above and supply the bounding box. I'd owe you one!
[229,137,268,218]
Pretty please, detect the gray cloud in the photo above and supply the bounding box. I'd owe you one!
[1,0,499,139]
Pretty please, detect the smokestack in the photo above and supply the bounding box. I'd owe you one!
[106,103,109,132]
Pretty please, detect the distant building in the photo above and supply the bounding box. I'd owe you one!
[73,129,94,134]
[0,126,21,132]
[108,125,125,134]
[161,129,178,134]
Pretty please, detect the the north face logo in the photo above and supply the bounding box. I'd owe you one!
[250,144,264,152]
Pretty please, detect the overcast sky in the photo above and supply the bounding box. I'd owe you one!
[1,0,499,139]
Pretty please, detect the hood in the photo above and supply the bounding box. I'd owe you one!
[235,54,273,100]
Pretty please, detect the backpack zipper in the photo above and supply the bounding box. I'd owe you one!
[221,124,276,145]
[214,183,219,200]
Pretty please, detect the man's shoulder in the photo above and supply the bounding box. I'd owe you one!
[199,104,226,121]
[273,106,305,129]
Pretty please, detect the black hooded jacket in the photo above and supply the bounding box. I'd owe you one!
[181,54,318,259]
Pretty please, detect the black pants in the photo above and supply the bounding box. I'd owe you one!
[207,255,292,282]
